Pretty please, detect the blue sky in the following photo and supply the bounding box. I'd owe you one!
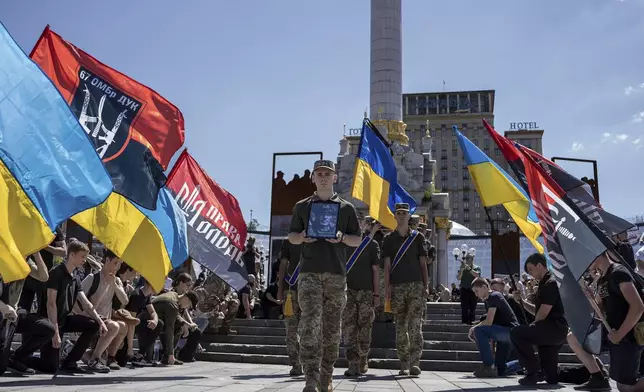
[2,0,643,227]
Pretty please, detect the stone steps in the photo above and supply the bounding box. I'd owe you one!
[197,303,580,372]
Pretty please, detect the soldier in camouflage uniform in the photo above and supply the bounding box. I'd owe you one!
[342,219,381,377]
[277,240,303,376]
[383,203,429,376]
[200,273,239,334]
[288,160,361,392]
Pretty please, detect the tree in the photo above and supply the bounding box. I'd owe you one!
[247,218,260,232]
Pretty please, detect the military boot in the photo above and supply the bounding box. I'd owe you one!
[290,363,303,376]
[320,375,333,391]
[344,363,359,377]
[359,356,368,374]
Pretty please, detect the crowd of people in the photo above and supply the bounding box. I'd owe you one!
[2,155,644,392]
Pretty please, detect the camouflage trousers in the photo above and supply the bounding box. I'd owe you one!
[298,272,346,386]
[284,288,301,367]
[392,281,425,369]
[208,298,239,329]
[342,288,375,368]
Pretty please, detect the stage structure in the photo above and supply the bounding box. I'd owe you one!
[268,152,323,282]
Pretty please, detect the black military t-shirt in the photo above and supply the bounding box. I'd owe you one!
[125,287,152,314]
[598,263,639,334]
[280,241,301,291]
[40,263,81,325]
[20,228,65,311]
[382,230,428,285]
[288,193,360,276]
[346,238,380,291]
[484,291,519,328]
[535,271,566,323]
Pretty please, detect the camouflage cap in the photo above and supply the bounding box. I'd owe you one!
[313,159,335,172]
[394,203,410,212]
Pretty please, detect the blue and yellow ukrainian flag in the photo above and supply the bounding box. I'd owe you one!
[351,119,416,230]
[454,126,544,254]
[0,22,113,281]
[72,187,189,291]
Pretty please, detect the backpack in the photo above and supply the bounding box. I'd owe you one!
[78,273,101,311]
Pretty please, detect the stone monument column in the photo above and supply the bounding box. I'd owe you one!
[434,217,452,287]
[370,0,408,145]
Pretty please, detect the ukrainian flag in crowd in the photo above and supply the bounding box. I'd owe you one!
[0,23,113,281]
[455,126,544,254]
[352,119,416,230]
[72,188,189,290]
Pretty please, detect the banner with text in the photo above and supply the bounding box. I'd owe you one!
[167,150,248,291]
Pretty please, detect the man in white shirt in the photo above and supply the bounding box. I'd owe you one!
[635,246,644,278]
[73,249,128,371]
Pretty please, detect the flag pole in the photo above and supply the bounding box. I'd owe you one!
[484,207,530,323]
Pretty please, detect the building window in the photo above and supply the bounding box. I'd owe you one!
[452,180,458,190]
[473,139,479,146]
[441,149,447,159]
[475,212,481,219]
[475,222,481,231]
[430,130,437,138]
[480,93,490,112]
[463,201,469,210]
[474,199,480,208]
[463,193,470,201]
[453,201,459,210]
[452,149,457,157]
[452,161,458,168]
[452,140,457,148]
[453,211,459,220]
[452,170,458,178]
[417,96,427,115]
[463,171,469,180]
[431,148,436,157]
[484,147,490,156]
[495,147,500,157]
[441,169,448,179]
[484,139,490,147]
[464,212,470,221]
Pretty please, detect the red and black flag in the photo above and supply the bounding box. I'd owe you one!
[166,150,249,291]
[484,120,633,238]
[519,144,609,353]
[30,26,185,209]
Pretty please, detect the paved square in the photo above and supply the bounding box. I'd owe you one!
[0,362,615,391]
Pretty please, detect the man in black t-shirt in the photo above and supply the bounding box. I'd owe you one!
[590,252,644,390]
[469,278,519,378]
[19,227,66,313]
[35,240,108,374]
[510,253,568,386]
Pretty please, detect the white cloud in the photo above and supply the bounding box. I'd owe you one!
[634,138,642,149]
[602,132,630,143]
[632,111,644,123]
[624,83,644,96]
[570,142,584,152]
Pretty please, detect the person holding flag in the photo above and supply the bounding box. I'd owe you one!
[383,203,429,376]
[342,218,381,377]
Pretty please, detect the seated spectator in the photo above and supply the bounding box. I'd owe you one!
[111,263,140,366]
[239,276,255,320]
[72,249,129,371]
[510,253,568,386]
[438,284,451,302]
[0,253,55,376]
[200,274,239,335]
[33,240,108,374]
[469,278,519,378]
[261,281,281,319]
[172,273,201,362]
[152,290,199,365]
[123,278,163,367]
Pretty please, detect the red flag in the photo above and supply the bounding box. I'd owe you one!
[30,26,185,209]
[166,150,248,290]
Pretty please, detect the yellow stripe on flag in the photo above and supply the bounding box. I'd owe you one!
[72,192,174,291]
[0,159,54,282]
[352,159,397,230]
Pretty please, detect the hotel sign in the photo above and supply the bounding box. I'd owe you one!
[509,122,539,130]
[345,127,362,137]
